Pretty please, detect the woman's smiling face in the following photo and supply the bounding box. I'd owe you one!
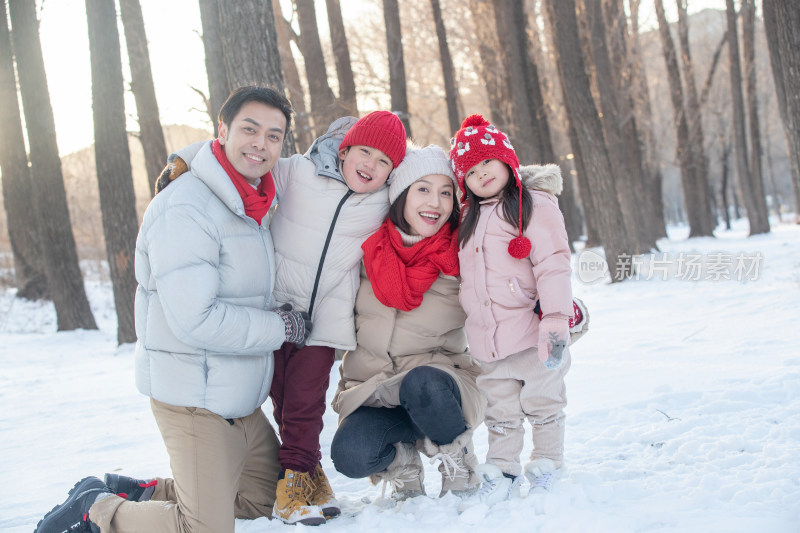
[403,174,455,238]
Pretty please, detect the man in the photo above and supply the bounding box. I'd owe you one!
[34,86,311,533]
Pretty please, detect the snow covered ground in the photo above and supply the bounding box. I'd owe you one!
[2,219,799,532]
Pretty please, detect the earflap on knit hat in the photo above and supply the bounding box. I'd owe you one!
[449,114,530,259]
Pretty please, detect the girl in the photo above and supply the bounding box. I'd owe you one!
[331,144,484,501]
[449,115,587,509]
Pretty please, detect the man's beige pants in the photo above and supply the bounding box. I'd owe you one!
[88,399,281,533]
[476,346,571,477]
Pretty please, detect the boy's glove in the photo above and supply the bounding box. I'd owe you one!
[275,304,313,345]
[538,316,569,370]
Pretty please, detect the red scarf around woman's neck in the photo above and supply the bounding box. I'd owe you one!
[211,139,275,224]
[362,219,460,312]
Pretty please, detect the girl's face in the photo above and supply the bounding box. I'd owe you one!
[464,158,510,199]
[403,174,455,238]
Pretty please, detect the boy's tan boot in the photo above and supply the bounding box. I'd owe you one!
[309,463,340,518]
[272,469,326,526]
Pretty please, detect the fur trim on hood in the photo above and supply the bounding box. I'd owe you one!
[520,163,563,196]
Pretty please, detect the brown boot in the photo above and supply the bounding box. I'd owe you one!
[309,463,340,518]
[272,469,326,526]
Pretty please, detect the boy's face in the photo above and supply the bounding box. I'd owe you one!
[338,145,393,194]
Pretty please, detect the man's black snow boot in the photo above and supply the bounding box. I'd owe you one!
[104,473,157,502]
[34,476,110,533]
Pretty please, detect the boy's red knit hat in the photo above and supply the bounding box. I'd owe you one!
[449,114,531,259]
[340,110,407,168]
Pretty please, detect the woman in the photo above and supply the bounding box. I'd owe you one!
[330,144,484,500]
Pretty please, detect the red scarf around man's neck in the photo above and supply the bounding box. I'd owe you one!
[211,139,275,224]
[362,218,460,312]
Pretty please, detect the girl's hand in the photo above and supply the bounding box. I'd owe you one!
[538,316,569,370]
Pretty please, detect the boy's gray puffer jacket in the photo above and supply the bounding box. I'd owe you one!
[269,117,390,350]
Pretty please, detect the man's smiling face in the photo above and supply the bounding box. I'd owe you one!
[218,101,286,184]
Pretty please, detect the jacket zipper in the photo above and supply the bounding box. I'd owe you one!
[307,189,354,317]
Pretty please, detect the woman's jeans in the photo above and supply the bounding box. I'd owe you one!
[331,366,467,478]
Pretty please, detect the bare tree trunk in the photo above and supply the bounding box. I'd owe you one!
[675,0,716,234]
[119,0,167,197]
[699,30,728,108]
[720,134,732,230]
[741,0,769,230]
[218,1,284,92]
[325,0,358,117]
[217,0,295,155]
[529,0,582,251]
[272,0,312,152]
[544,0,633,280]
[654,0,711,238]
[8,0,97,330]
[0,0,46,299]
[524,2,555,165]
[584,0,650,252]
[568,119,601,247]
[763,122,782,219]
[431,0,462,135]
[763,0,800,218]
[86,0,140,344]
[383,0,412,136]
[725,0,769,234]
[198,0,229,135]
[629,0,666,240]
[467,0,510,130]
[491,0,539,165]
[604,0,656,249]
[294,0,337,136]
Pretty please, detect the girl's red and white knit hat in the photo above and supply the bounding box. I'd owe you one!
[449,114,531,258]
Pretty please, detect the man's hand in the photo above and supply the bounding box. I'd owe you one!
[275,304,312,345]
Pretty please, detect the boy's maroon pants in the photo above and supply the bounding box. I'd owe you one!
[269,342,336,474]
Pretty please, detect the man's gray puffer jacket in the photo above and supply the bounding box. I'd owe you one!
[134,141,287,419]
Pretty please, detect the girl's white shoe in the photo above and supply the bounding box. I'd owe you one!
[524,458,558,493]
[457,463,521,512]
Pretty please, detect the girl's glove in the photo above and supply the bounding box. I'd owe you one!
[538,316,569,370]
[275,304,313,345]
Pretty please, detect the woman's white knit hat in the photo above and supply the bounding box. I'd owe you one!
[388,143,457,204]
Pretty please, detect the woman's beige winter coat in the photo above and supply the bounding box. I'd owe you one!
[332,267,485,428]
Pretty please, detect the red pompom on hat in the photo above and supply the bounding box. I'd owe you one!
[449,114,531,259]
[340,110,407,168]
